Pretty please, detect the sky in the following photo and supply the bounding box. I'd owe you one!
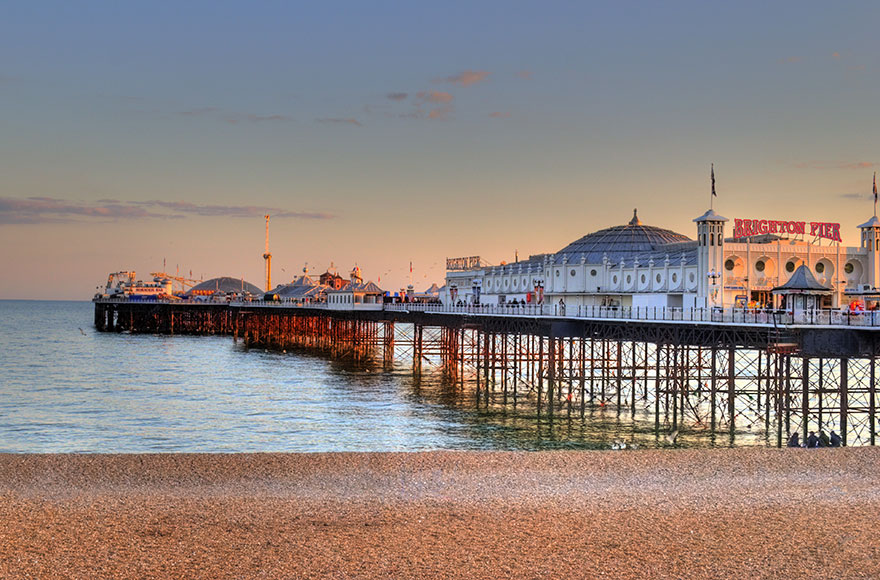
[1,1,879,299]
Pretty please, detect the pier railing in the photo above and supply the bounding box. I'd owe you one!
[383,302,880,327]
[94,297,880,327]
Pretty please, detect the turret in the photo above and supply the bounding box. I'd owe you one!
[694,209,729,307]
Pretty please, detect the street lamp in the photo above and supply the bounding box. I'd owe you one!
[707,269,721,308]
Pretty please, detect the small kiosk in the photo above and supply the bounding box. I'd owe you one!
[771,265,833,313]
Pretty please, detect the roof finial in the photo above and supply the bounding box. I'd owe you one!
[629,208,641,226]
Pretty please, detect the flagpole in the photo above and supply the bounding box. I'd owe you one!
[874,171,877,217]
[710,163,716,210]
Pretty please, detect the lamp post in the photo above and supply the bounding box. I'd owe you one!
[707,269,721,309]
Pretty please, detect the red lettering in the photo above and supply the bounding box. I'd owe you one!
[831,223,841,242]
[733,218,743,238]
[769,221,778,234]
[759,220,768,234]
[810,222,819,237]
[795,222,805,235]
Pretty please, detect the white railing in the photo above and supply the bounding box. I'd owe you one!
[384,302,880,327]
[96,297,880,327]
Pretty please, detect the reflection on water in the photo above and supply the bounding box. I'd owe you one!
[1,301,770,453]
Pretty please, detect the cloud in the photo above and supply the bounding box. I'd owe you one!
[317,117,363,127]
[516,70,532,80]
[428,106,452,120]
[172,107,291,124]
[794,161,877,170]
[779,56,800,64]
[416,91,453,104]
[176,107,219,117]
[832,52,841,59]
[489,111,511,118]
[386,92,408,101]
[838,192,866,200]
[0,197,334,224]
[438,70,490,87]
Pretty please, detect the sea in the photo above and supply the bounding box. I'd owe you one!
[0,300,754,453]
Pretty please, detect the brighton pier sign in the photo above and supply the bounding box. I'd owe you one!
[733,218,841,242]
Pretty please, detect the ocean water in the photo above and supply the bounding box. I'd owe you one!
[1,300,737,453]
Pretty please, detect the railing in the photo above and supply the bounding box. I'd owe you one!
[384,303,880,327]
[96,297,880,327]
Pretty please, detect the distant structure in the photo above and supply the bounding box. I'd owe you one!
[187,277,263,297]
[266,263,382,306]
[262,214,272,292]
[319,264,347,290]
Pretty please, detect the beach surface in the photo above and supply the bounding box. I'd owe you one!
[1,448,878,579]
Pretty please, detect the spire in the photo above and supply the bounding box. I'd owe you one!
[628,208,641,226]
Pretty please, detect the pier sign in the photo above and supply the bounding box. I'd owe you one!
[447,256,482,271]
[733,218,841,242]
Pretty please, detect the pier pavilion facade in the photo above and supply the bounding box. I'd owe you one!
[445,207,880,311]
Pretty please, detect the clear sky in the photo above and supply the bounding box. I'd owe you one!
[1,1,878,299]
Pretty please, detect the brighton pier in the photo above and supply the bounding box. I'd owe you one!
[94,203,880,447]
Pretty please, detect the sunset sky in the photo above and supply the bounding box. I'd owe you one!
[2,1,879,299]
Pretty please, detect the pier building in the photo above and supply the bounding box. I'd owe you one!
[446,206,880,312]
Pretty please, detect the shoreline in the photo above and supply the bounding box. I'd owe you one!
[2,448,878,579]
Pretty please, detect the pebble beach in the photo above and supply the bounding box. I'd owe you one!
[1,448,878,579]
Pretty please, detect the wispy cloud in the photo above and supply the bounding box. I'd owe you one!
[516,70,532,80]
[779,56,801,64]
[171,107,291,124]
[416,91,453,104]
[317,117,363,127]
[795,161,877,170]
[386,92,408,101]
[438,70,490,87]
[489,111,511,118]
[427,106,453,120]
[0,197,334,225]
[838,192,867,200]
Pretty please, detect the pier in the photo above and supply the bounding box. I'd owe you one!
[94,299,880,447]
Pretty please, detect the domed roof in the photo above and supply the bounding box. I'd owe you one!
[187,277,263,295]
[552,209,692,265]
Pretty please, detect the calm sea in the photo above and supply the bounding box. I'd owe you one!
[0,300,749,453]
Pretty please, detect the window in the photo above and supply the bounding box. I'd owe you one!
[786,261,796,273]
[815,262,825,274]
[755,260,765,273]
[626,275,632,284]
[641,274,646,284]
[556,270,560,277]
[689,272,695,283]
[612,275,618,284]
[845,263,855,274]
[570,269,576,277]
[656,274,661,283]
[672,273,677,283]
[590,269,597,276]
[725,259,735,271]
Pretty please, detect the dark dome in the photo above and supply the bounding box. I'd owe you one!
[552,209,692,264]
[187,277,263,295]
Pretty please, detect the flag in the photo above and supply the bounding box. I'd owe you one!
[874,171,878,204]
[409,261,413,274]
[711,164,716,197]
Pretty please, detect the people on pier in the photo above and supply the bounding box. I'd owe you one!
[786,432,800,448]
[806,431,820,448]
[818,430,831,447]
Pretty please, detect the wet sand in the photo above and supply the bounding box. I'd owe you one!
[1,449,878,579]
